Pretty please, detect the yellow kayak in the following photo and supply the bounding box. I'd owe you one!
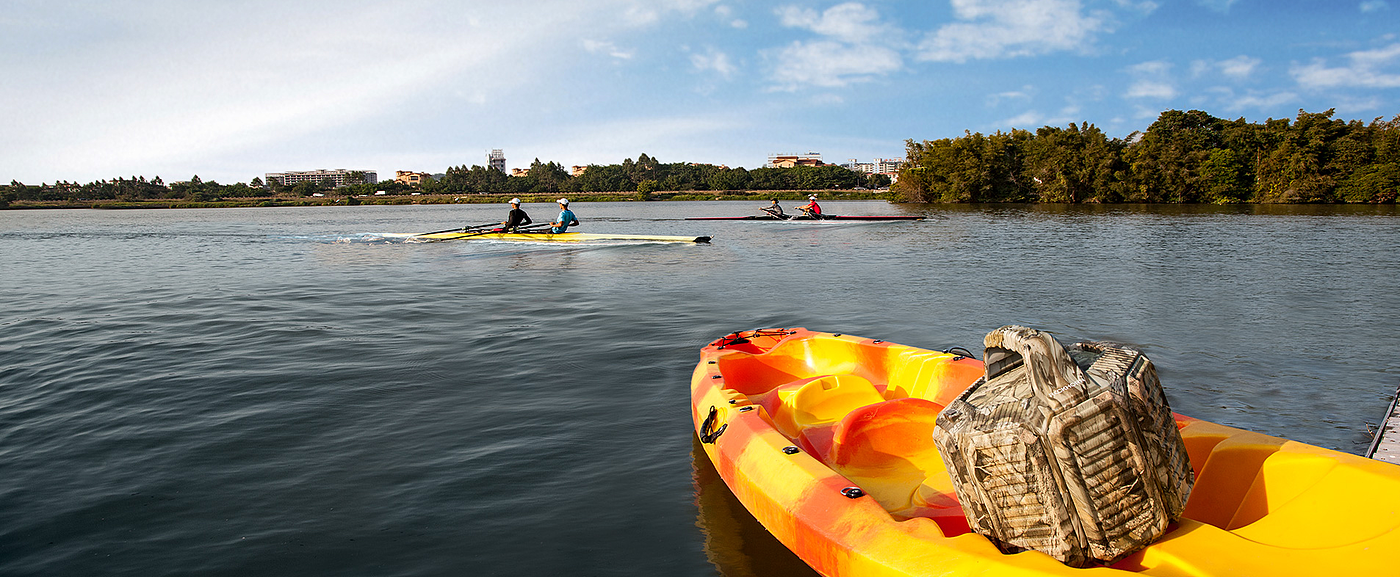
[414,230,710,243]
[690,328,1400,576]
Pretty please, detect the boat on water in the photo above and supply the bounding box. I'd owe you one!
[691,327,1400,576]
[685,214,923,221]
[412,230,710,243]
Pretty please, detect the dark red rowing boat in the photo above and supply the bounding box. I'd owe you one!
[684,215,924,221]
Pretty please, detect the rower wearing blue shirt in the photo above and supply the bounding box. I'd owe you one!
[550,198,580,233]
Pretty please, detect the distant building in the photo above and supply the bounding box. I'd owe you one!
[488,149,506,172]
[571,165,588,177]
[510,168,530,177]
[265,169,377,188]
[842,158,903,176]
[875,158,903,175]
[766,152,824,168]
[395,171,432,186]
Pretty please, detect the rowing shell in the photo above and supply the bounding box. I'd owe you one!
[684,215,924,221]
[414,231,711,243]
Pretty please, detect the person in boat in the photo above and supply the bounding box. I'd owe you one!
[550,198,580,233]
[497,198,532,232]
[797,195,823,219]
[760,199,785,218]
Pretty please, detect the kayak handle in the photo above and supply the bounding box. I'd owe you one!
[699,405,728,444]
[942,347,975,361]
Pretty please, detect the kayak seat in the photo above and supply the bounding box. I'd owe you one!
[827,397,969,535]
[714,355,807,395]
[771,374,884,440]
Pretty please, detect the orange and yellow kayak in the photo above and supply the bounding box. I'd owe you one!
[690,328,1400,576]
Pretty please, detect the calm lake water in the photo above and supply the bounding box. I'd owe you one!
[2,201,1397,576]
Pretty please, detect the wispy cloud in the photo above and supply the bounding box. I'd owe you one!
[1291,42,1400,88]
[691,48,737,78]
[1205,87,1299,112]
[916,0,1118,62]
[583,39,634,59]
[768,3,904,89]
[1191,55,1262,79]
[714,5,747,28]
[1196,0,1238,12]
[1125,60,1178,99]
[1360,0,1389,13]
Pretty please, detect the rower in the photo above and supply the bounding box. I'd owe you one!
[550,198,580,233]
[498,198,532,232]
[760,199,785,218]
[798,195,823,219]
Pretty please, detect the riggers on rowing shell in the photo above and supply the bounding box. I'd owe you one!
[932,325,1195,567]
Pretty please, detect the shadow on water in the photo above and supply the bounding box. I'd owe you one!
[691,436,820,577]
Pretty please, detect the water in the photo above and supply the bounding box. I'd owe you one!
[2,201,1397,576]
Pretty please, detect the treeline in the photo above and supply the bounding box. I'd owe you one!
[895,108,1400,204]
[3,154,891,207]
[413,154,890,196]
[4,175,268,205]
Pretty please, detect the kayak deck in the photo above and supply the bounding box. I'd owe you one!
[414,231,710,243]
[692,328,1400,576]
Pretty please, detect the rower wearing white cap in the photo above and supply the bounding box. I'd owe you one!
[798,194,823,219]
[499,198,532,232]
[550,198,580,233]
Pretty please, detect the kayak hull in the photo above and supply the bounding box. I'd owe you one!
[691,328,1400,576]
[414,231,710,243]
[685,215,924,221]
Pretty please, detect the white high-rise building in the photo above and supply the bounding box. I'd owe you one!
[488,149,506,172]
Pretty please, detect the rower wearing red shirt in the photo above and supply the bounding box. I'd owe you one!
[798,195,823,220]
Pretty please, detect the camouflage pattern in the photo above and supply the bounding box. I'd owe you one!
[932,325,1195,567]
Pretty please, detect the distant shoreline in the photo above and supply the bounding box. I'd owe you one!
[0,190,891,210]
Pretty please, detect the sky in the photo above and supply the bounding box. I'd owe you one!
[3,0,1398,184]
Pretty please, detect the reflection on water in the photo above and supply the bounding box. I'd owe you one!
[691,436,820,577]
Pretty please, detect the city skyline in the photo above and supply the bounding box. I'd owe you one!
[4,1,1398,185]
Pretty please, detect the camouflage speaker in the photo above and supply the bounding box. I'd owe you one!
[931,325,1194,567]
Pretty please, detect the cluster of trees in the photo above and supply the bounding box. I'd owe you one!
[3,155,892,204]
[6,175,266,203]
[414,154,891,195]
[895,109,1400,204]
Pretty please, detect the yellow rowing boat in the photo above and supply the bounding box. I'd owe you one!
[414,230,710,243]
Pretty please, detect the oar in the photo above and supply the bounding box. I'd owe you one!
[416,222,497,237]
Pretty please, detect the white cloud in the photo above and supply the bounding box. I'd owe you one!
[1205,87,1299,111]
[1125,60,1177,99]
[916,0,1116,62]
[1218,55,1262,79]
[714,4,748,28]
[1361,1,1389,13]
[1291,42,1400,88]
[988,87,1036,106]
[1191,55,1262,79]
[777,3,892,44]
[768,3,904,89]
[769,40,903,89]
[691,48,737,78]
[583,39,635,59]
[1196,0,1238,12]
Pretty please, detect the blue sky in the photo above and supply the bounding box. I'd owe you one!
[3,0,1398,184]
